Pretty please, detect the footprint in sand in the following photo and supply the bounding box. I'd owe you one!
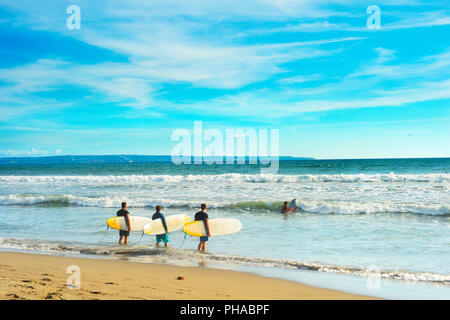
[216,293,232,297]
[90,291,102,295]
[45,292,63,300]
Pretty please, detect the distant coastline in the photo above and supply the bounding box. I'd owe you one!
[0,155,315,165]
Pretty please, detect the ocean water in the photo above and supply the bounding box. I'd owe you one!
[0,158,449,298]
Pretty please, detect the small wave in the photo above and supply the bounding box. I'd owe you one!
[0,237,82,254]
[1,238,448,285]
[0,172,449,185]
[0,194,125,208]
[295,200,450,216]
[225,201,450,215]
[0,194,448,215]
[201,253,450,285]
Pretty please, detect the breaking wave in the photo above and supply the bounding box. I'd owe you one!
[1,194,449,215]
[0,172,449,185]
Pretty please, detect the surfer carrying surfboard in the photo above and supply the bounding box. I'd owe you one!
[194,203,210,253]
[152,205,169,247]
[117,202,131,245]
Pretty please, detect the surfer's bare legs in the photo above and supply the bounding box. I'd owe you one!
[119,235,128,245]
[198,241,206,252]
[156,242,169,248]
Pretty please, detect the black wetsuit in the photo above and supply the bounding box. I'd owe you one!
[195,210,209,240]
[117,209,130,236]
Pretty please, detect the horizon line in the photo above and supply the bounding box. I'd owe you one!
[0,154,449,161]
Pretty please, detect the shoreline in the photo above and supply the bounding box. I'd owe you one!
[0,251,376,300]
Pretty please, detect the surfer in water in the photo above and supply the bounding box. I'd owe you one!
[152,205,169,247]
[117,202,131,245]
[281,199,296,215]
[195,203,210,253]
[281,201,289,214]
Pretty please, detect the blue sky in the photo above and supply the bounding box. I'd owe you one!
[0,0,449,159]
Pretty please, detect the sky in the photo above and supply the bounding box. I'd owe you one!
[0,0,449,159]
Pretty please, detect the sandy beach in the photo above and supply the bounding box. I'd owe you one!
[0,252,375,300]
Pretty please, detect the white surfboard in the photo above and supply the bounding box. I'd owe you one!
[107,216,152,231]
[183,218,242,237]
[143,214,191,235]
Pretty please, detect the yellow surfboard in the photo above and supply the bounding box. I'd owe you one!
[107,216,151,231]
[143,214,191,235]
[183,218,242,237]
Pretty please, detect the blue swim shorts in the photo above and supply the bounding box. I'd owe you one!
[200,236,209,242]
[156,234,169,244]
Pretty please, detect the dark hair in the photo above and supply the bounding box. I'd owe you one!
[156,205,162,212]
[201,203,207,210]
[121,202,127,208]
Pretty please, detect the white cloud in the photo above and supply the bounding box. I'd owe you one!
[0,34,361,115]
[166,47,450,117]
[350,47,450,79]
[373,47,396,64]
[380,10,450,30]
[290,79,450,112]
[0,0,448,122]
[0,148,49,157]
[232,7,450,36]
[278,74,322,85]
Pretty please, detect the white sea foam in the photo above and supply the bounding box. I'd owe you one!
[0,172,449,185]
[0,194,201,209]
[0,237,81,254]
[295,200,450,215]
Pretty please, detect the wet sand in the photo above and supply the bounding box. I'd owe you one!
[0,252,376,300]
